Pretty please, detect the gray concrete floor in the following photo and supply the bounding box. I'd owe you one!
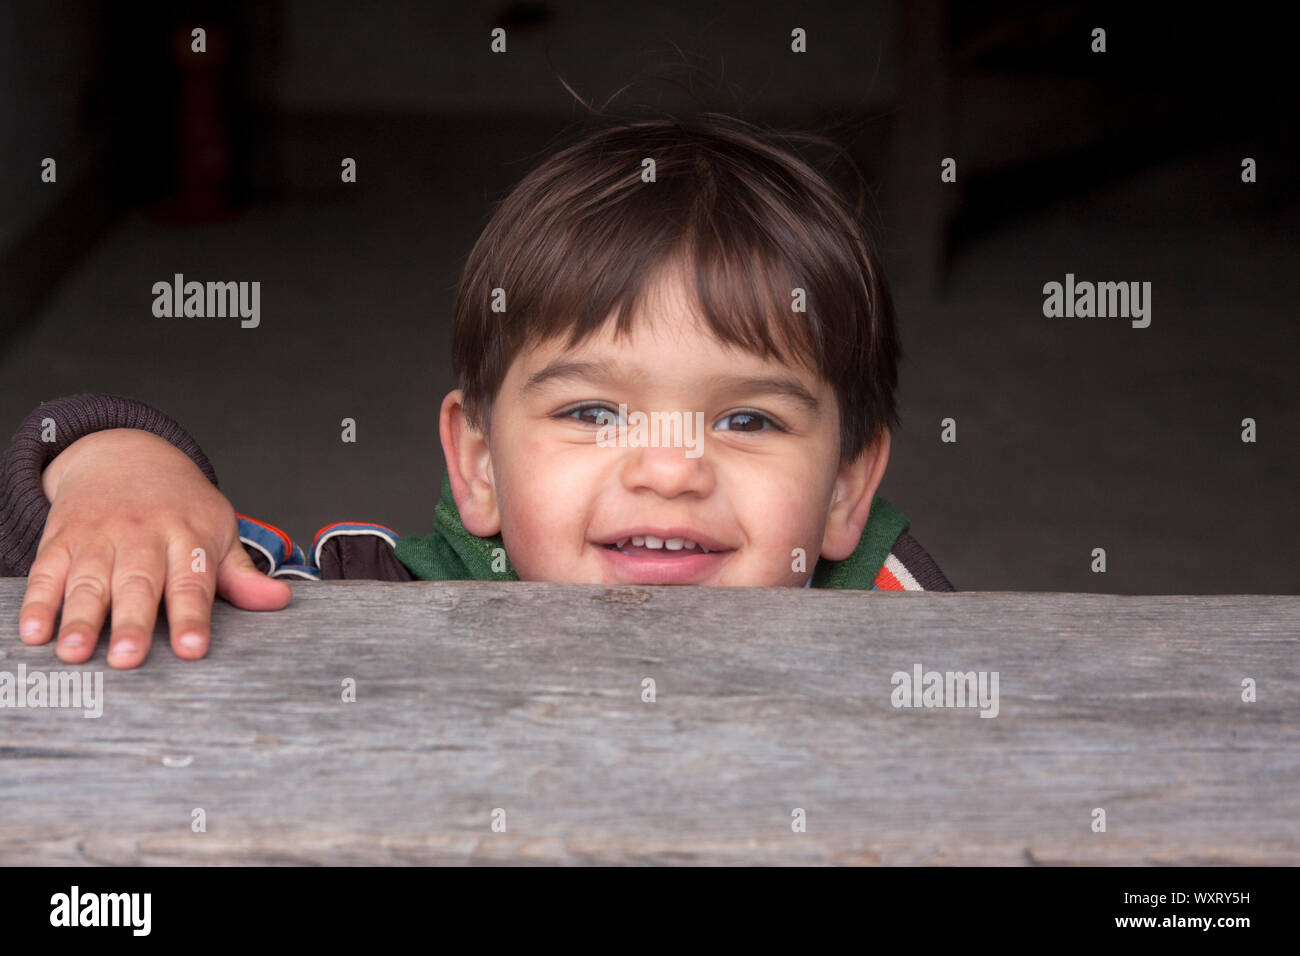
[2,120,1295,593]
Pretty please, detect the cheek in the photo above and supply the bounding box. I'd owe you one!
[735,466,826,541]
[495,444,599,578]
[743,455,832,580]
[721,468,828,583]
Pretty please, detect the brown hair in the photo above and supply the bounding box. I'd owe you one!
[451,113,900,464]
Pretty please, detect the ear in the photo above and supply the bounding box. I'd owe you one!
[821,428,891,562]
[439,389,501,537]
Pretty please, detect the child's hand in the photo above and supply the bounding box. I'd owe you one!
[16,428,291,668]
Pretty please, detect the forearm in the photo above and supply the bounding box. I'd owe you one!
[41,428,206,502]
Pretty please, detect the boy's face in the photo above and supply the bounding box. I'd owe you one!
[442,266,889,586]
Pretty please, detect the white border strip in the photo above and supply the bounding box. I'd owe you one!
[239,535,279,574]
[271,567,322,580]
[314,527,400,569]
[883,552,922,591]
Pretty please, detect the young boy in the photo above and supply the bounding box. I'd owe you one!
[2,115,953,669]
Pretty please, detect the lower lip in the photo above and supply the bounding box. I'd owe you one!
[596,544,733,584]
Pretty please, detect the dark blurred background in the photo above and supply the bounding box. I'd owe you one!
[2,0,1296,593]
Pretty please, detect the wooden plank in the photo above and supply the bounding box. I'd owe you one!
[0,579,1296,865]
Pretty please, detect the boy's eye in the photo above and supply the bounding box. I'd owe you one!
[560,403,621,427]
[715,410,783,433]
[557,404,787,433]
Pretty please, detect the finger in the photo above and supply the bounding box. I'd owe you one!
[104,538,168,670]
[162,538,219,659]
[215,542,292,611]
[55,540,116,665]
[18,540,72,645]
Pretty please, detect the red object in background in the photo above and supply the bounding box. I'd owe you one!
[149,24,236,224]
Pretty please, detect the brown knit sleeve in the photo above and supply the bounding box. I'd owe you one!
[0,394,219,576]
[891,531,957,592]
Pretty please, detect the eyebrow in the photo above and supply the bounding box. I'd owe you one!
[521,359,821,412]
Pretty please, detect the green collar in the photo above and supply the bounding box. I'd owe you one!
[393,472,909,589]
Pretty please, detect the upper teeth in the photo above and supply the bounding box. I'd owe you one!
[617,536,708,552]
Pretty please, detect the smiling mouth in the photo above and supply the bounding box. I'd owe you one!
[603,536,733,557]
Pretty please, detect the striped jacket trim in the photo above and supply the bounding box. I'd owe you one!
[872,532,955,591]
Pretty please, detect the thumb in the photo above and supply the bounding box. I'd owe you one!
[215,540,293,610]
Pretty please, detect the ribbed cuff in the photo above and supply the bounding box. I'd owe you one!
[0,394,219,576]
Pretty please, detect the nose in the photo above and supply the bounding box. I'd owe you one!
[618,431,714,499]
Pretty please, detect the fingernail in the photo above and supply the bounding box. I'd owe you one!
[109,640,137,658]
[60,632,85,648]
[179,633,204,650]
[20,619,41,639]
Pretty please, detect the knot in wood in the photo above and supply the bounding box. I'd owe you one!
[593,586,651,606]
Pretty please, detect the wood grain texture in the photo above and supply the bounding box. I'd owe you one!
[1,579,1296,865]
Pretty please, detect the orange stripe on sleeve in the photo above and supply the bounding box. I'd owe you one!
[874,565,905,590]
[235,513,293,555]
